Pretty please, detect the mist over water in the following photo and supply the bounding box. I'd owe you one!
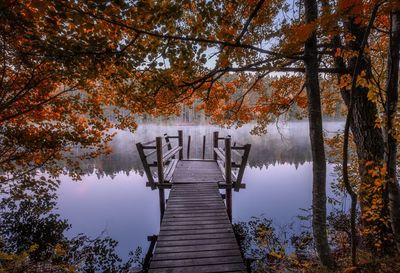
[57,121,344,260]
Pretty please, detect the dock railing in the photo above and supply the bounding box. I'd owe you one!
[212,131,251,221]
[136,130,183,189]
[136,130,251,190]
[212,131,251,191]
[137,130,251,271]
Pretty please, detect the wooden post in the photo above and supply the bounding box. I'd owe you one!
[156,137,164,184]
[143,235,158,271]
[235,144,251,192]
[156,137,165,221]
[213,131,219,160]
[164,133,173,159]
[164,133,172,150]
[202,135,206,159]
[225,137,232,222]
[187,135,191,159]
[136,142,155,188]
[178,130,183,160]
[158,189,165,223]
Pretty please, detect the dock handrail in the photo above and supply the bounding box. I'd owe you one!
[212,131,251,192]
[136,130,183,189]
[137,130,251,224]
[137,130,250,192]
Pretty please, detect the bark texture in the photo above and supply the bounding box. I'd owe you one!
[386,9,400,252]
[345,20,394,251]
[303,0,333,267]
[331,12,395,251]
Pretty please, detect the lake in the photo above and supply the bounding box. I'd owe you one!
[56,121,345,261]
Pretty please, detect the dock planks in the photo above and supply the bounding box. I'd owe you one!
[149,161,246,273]
[172,161,225,183]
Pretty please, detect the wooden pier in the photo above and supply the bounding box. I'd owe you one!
[136,131,251,273]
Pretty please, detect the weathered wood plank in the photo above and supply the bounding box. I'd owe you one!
[171,161,224,183]
[163,209,226,215]
[214,147,226,162]
[155,238,236,247]
[166,202,222,206]
[163,216,228,221]
[159,227,233,236]
[166,202,223,207]
[155,243,240,253]
[163,213,228,218]
[157,231,235,241]
[149,165,245,272]
[148,263,246,273]
[166,205,223,210]
[163,212,227,217]
[150,256,243,268]
[163,146,182,163]
[164,159,179,182]
[167,198,222,202]
[160,223,231,231]
[160,220,229,226]
[152,249,241,261]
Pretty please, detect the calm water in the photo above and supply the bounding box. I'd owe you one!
[56,121,344,260]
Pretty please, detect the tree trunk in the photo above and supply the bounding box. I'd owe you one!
[303,0,334,267]
[386,9,400,252]
[341,16,392,252]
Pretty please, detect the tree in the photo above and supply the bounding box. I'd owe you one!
[303,0,334,267]
[2,0,400,267]
[0,0,344,267]
[58,0,338,266]
[385,4,400,252]
[0,0,137,195]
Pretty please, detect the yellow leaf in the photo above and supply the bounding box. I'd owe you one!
[344,267,358,273]
[269,251,282,259]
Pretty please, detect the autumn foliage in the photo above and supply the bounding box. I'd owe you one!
[1,0,400,271]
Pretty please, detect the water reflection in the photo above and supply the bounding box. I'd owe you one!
[0,189,139,272]
[71,122,343,178]
[57,172,160,263]
[1,121,345,268]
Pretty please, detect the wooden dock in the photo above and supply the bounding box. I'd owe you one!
[136,131,251,273]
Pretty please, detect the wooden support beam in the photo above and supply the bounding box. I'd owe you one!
[136,142,155,188]
[158,189,165,223]
[225,137,232,222]
[202,135,206,159]
[213,131,219,160]
[143,235,158,271]
[232,162,241,168]
[156,137,164,184]
[156,137,166,222]
[235,144,251,192]
[144,149,157,158]
[231,146,246,150]
[142,145,156,149]
[178,130,183,160]
[142,139,156,146]
[164,133,172,150]
[145,182,172,189]
[187,135,191,159]
[218,182,246,189]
